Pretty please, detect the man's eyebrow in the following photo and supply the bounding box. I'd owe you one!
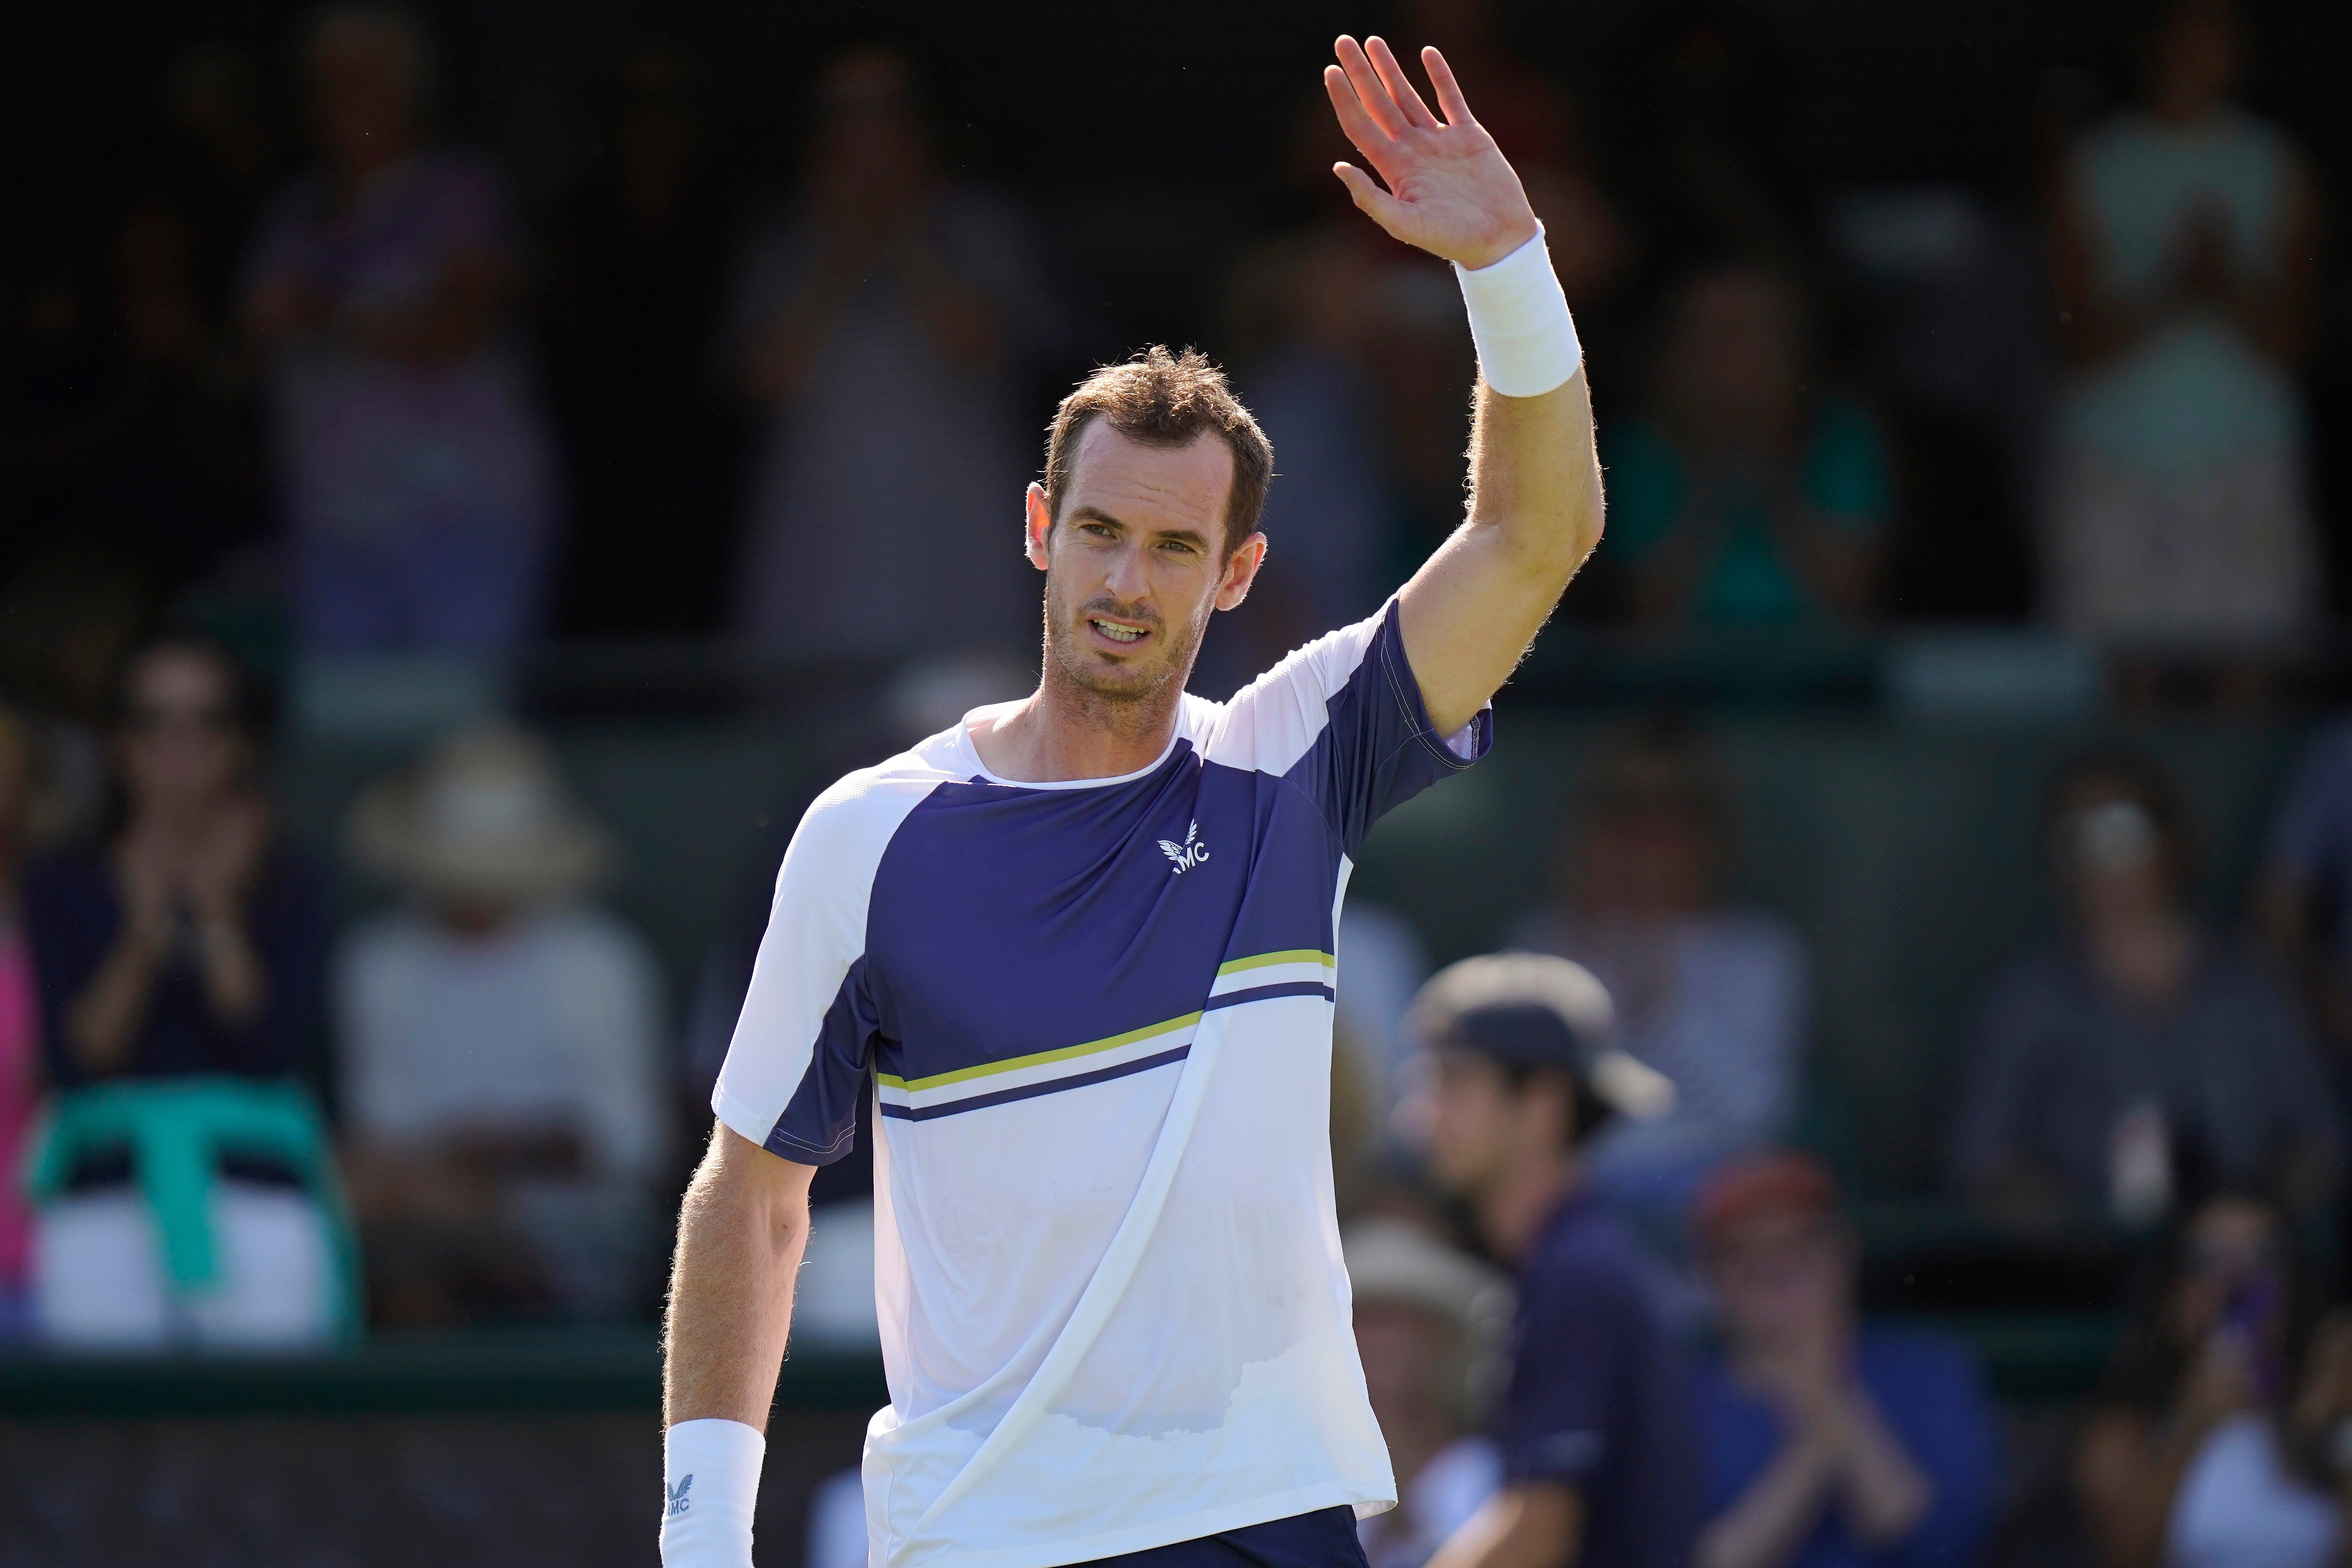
[1067,505,1125,529]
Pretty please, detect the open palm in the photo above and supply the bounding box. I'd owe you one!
[1323,36,1540,272]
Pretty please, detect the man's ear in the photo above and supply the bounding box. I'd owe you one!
[1213,532,1269,613]
[1024,484,1053,572]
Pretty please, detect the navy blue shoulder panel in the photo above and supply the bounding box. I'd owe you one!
[1283,599,1492,856]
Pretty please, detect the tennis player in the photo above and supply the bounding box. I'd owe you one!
[662,35,1601,1568]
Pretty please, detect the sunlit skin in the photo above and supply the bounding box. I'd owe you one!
[968,423,1267,782]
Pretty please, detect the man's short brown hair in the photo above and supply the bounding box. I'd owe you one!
[1042,347,1273,560]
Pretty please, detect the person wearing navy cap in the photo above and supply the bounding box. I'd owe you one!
[1398,952,1700,1568]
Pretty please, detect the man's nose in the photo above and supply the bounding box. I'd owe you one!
[1102,540,1152,602]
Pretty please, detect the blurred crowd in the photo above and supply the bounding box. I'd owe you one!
[7,0,2342,676]
[5,1,2352,1565]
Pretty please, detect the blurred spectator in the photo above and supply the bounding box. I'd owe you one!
[22,633,335,1347]
[336,724,665,1324]
[24,633,325,1089]
[0,709,39,1337]
[1346,1219,1512,1568]
[1603,266,1890,628]
[540,42,744,640]
[726,44,1064,664]
[1399,952,1699,1568]
[2075,1192,2344,1568]
[1692,1152,1997,1568]
[244,5,561,652]
[2044,0,2322,648]
[1951,754,2342,1227]
[2255,717,2352,1070]
[1509,718,1806,1213]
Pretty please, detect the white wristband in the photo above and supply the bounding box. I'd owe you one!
[1453,226,1581,398]
[662,1418,765,1568]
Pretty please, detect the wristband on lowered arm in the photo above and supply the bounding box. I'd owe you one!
[661,1417,765,1568]
[1452,224,1582,398]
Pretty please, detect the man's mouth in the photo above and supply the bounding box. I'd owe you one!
[1087,616,1151,647]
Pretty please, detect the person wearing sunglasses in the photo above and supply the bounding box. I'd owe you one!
[24,632,325,1091]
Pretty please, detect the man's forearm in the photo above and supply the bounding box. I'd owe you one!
[662,1136,812,1428]
[1401,365,1600,736]
[1466,368,1603,573]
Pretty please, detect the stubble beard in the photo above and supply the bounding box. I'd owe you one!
[1040,576,1210,711]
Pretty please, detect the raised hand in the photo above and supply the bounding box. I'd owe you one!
[1323,36,1539,272]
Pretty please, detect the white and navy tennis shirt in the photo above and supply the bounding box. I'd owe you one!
[712,599,1491,1568]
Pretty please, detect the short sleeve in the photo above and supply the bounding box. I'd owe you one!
[1203,599,1491,857]
[713,776,925,1164]
[1502,1260,1637,1486]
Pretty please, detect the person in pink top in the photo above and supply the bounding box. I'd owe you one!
[0,705,43,1333]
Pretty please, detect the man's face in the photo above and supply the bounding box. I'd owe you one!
[1397,1049,1564,1197]
[1028,423,1264,706]
[1706,1210,1851,1353]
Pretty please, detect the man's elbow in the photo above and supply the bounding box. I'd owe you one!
[1496,505,1600,597]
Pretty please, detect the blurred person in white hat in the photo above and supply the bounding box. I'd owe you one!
[1347,1219,1514,1568]
[334,721,667,1325]
[1398,951,1701,1568]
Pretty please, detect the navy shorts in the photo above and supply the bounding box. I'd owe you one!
[1074,1507,1369,1568]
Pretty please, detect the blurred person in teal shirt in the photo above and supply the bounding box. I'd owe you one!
[1605,264,1890,627]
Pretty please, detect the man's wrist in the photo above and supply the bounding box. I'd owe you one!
[1453,226,1581,398]
[661,1417,766,1567]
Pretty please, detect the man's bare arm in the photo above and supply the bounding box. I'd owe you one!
[664,1124,817,1428]
[1323,35,1601,737]
[1400,372,1598,735]
[1428,1482,1586,1568]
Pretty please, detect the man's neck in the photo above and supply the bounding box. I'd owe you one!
[1475,1153,1582,1265]
[971,661,1186,784]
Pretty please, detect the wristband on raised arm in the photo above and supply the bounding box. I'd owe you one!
[1453,225,1581,398]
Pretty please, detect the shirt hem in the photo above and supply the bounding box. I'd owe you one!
[888,1477,1397,1568]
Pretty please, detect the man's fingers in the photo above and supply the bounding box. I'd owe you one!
[1322,63,1395,166]
[1332,162,1408,233]
[1333,35,1406,141]
[1422,46,1474,128]
[1365,36,1440,130]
